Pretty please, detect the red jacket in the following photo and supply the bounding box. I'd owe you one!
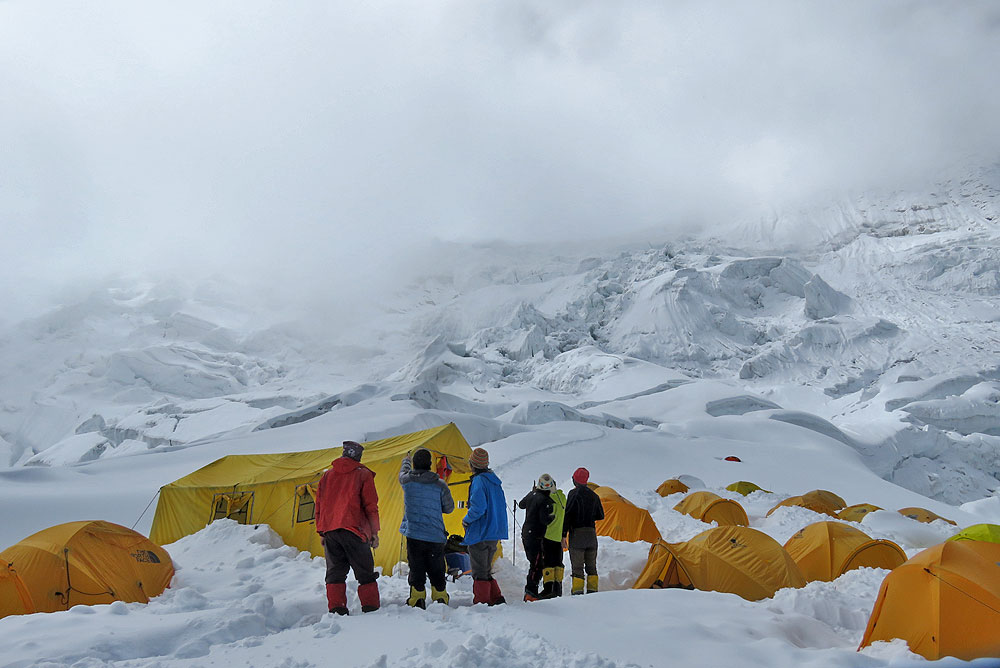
[315,456,380,541]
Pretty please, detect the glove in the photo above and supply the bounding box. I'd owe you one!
[561,536,569,551]
[370,534,379,549]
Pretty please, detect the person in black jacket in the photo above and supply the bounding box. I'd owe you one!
[562,467,604,595]
[518,474,556,601]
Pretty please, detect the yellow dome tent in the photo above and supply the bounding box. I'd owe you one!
[859,540,1000,660]
[949,523,1000,544]
[150,422,474,576]
[837,503,882,523]
[725,481,770,496]
[783,521,906,582]
[0,563,34,618]
[673,491,749,527]
[656,479,689,497]
[898,507,957,525]
[766,489,846,518]
[633,525,806,601]
[593,486,662,544]
[0,520,174,618]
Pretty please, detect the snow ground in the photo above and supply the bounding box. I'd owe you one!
[2,165,1000,665]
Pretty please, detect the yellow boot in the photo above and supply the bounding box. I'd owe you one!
[554,566,565,597]
[540,568,557,599]
[586,574,599,594]
[431,586,450,605]
[571,576,585,595]
[406,586,426,609]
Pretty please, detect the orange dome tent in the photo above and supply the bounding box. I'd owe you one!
[656,479,689,497]
[783,521,906,582]
[766,489,846,518]
[593,486,662,544]
[859,540,1000,660]
[673,491,748,527]
[837,503,882,523]
[0,520,174,617]
[0,563,34,619]
[898,507,957,525]
[633,525,805,601]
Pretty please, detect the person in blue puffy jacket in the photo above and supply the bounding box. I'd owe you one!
[399,447,454,608]
[462,447,508,605]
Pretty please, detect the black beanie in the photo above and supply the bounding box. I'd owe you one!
[413,448,432,471]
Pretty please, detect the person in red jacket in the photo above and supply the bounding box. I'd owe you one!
[315,440,381,615]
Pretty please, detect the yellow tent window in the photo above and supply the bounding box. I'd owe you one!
[211,492,253,524]
[294,484,318,524]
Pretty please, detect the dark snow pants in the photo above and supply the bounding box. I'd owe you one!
[406,537,447,591]
[322,529,377,585]
[568,527,598,578]
[468,540,499,580]
[542,537,563,569]
[522,534,545,594]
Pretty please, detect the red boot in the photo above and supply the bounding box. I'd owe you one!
[488,578,506,606]
[357,581,380,613]
[326,583,348,615]
[472,579,492,605]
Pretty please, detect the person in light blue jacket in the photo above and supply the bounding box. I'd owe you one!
[399,448,454,608]
[462,447,508,605]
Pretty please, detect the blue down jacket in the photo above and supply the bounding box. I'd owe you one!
[398,458,455,543]
[462,470,509,545]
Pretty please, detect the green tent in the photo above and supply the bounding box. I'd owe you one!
[725,481,770,496]
[948,523,1000,544]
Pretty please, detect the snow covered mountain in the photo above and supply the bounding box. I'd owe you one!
[2,162,999,667]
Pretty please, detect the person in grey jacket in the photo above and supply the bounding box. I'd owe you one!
[399,447,455,608]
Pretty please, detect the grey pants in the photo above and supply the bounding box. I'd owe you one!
[568,527,598,578]
[468,540,499,580]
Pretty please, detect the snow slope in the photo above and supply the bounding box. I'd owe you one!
[2,164,1000,666]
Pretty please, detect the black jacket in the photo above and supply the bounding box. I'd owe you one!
[518,489,554,540]
[562,484,604,535]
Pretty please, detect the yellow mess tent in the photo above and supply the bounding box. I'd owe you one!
[725,481,770,496]
[783,521,906,582]
[949,524,1000,544]
[766,489,846,518]
[593,486,662,544]
[656,479,689,497]
[0,520,174,618]
[0,563,33,618]
[898,507,957,525]
[673,491,749,527]
[150,422,474,575]
[633,525,806,601]
[837,503,882,523]
[859,540,1000,660]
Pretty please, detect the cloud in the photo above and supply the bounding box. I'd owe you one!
[1,0,998,317]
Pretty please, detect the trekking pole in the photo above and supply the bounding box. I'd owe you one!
[511,500,517,567]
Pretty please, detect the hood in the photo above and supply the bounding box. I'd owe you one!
[475,470,503,488]
[406,469,442,484]
[331,456,367,474]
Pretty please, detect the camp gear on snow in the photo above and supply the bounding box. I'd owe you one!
[948,523,1000,543]
[572,468,590,485]
[656,479,689,497]
[766,490,846,518]
[398,456,454,543]
[897,507,957,525]
[859,540,1000,660]
[837,503,882,523]
[634,525,806,601]
[342,441,364,461]
[783,522,906,582]
[725,481,770,496]
[444,534,471,579]
[0,520,174,619]
[150,423,475,576]
[673,491,749,527]
[469,447,490,470]
[592,486,661,543]
[724,456,742,462]
[462,470,508,545]
[317,456,380,542]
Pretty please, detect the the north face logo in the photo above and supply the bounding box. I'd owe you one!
[131,550,161,564]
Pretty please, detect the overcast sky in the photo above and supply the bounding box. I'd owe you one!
[1,1,999,317]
